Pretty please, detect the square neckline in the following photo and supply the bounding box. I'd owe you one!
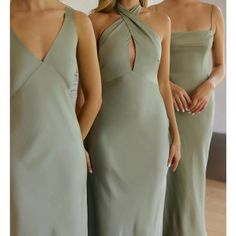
[171,30,214,35]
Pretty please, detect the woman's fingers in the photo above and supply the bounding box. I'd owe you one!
[175,96,185,112]
[179,94,189,111]
[173,99,180,112]
[167,153,173,167]
[183,92,192,106]
[168,147,181,172]
[171,84,191,112]
[167,145,175,166]
[190,102,201,114]
[174,90,191,112]
[85,150,93,174]
[189,97,200,112]
[175,93,205,115]
[171,157,179,172]
[168,154,180,172]
[198,103,207,112]
[191,101,206,114]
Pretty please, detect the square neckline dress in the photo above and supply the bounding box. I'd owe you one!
[163,28,215,236]
[11,7,88,236]
[85,4,170,236]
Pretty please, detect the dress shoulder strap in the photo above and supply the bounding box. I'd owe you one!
[210,4,214,31]
[63,6,78,37]
[65,6,75,21]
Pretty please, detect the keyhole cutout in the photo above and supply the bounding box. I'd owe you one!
[129,36,136,71]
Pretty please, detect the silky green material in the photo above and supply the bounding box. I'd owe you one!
[85,4,170,236]
[10,7,87,236]
[163,31,215,236]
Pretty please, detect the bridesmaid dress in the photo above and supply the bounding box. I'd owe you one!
[11,7,88,236]
[163,11,215,236]
[85,4,170,236]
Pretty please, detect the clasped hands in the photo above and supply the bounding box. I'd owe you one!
[171,80,214,115]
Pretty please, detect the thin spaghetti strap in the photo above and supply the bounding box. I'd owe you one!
[210,5,214,31]
[65,6,72,17]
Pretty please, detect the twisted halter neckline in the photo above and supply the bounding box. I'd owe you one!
[116,3,141,15]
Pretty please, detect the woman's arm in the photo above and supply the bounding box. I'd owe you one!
[75,12,106,119]
[149,5,191,113]
[157,14,181,171]
[209,5,225,88]
[190,5,225,113]
[74,12,102,140]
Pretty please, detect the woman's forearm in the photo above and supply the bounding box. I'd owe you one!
[76,96,102,140]
[159,83,180,140]
[75,85,85,115]
[207,64,225,88]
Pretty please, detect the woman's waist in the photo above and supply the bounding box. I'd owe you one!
[100,66,158,84]
[170,72,210,90]
[93,102,169,132]
[97,89,168,124]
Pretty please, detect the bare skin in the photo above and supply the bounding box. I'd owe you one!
[77,0,181,171]
[11,0,102,173]
[149,0,225,114]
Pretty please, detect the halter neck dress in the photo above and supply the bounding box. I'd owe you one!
[85,4,170,236]
[11,7,88,236]
[163,23,215,236]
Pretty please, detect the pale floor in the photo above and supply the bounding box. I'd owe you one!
[206,179,226,236]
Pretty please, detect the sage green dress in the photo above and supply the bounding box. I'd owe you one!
[85,4,170,236]
[163,31,215,236]
[11,7,88,236]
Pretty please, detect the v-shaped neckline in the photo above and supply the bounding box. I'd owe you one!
[11,7,68,63]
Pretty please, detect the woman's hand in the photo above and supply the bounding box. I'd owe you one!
[85,149,93,174]
[189,80,214,114]
[170,82,191,112]
[167,136,181,172]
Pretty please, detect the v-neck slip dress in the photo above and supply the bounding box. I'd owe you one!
[85,4,170,236]
[163,30,215,236]
[11,7,87,236]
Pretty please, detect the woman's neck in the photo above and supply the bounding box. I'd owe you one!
[119,0,140,10]
[11,0,59,11]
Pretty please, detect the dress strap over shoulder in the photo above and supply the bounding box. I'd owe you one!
[65,6,74,21]
[210,5,214,31]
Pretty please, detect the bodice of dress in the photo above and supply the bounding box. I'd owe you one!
[98,4,162,84]
[10,7,78,97]
[10,7,82,153]
[170,31,214,91]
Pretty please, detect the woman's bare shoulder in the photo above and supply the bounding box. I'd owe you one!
[90,11,120,28]
[89,11,121,39]
[142,7,170,29]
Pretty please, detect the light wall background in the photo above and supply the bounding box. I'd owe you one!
[63,0,226,134]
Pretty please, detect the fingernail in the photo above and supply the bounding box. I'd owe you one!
[192,113,195,116]
[182,109,185,112]
[177,109,179,112]
[186,108,190,111]
[168,163,171,168]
